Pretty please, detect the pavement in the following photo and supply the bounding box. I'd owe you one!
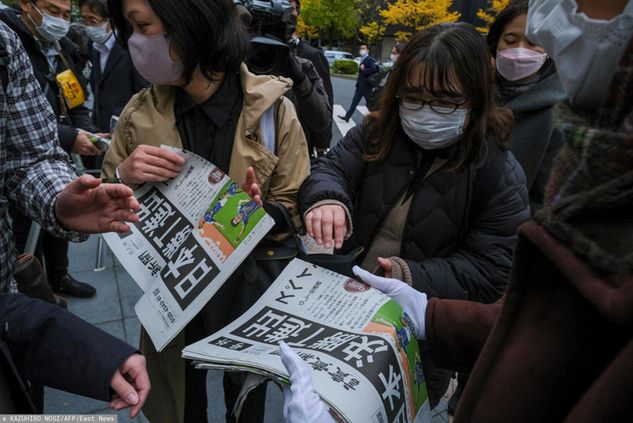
[43,76,454,422]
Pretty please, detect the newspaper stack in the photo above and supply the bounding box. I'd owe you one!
[183,259,431,423]
[103,146,275,351]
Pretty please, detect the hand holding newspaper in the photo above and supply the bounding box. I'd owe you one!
[103,146,275,351]
[182,259,432,423]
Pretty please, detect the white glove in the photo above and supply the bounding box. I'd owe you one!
[280,342,336,423]
[353,266,428,340]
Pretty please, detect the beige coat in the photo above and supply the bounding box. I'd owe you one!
[102,64,310,423]
[102,63,310,227]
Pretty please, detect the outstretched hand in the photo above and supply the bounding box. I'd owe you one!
[353,266,428,339]
[55,175,140,234]
[242,166,263,207]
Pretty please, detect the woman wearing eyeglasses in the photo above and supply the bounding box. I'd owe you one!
[299,22,530,408]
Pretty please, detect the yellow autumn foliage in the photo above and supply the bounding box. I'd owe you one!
[380,0,461,42]
[476,0,510,33]
[359,21,386,44]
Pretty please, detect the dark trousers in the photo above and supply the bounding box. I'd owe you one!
[344,88,371,120]
[10,207,69,281]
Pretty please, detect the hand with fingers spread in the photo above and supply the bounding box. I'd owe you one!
[109,354,151,418]
[280,342,336,423]
[353,266,428,340]
[242,166,263,207]
[116,144,185,185]
[304,204,347,250]
[72,131,103,156]
[55,174,141,233]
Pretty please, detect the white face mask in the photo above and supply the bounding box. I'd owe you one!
[84,21,112,45]
[390,54,398,63]
[526,0,633,109]
[399,103,469,150]
[359,48,368,57]
[29,5,70,42]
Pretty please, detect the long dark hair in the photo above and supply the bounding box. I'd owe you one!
[368,23,514,171]
[107,0,249,84]
[486,0,529,58]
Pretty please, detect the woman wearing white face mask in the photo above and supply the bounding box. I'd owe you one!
[487,0,567,212]
[78,0,147,135]
[299,22,530,409]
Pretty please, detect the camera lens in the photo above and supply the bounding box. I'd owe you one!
[247,43,281,75]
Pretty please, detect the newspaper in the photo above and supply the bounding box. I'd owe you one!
[103,146,275,351]
[183,259,431,423]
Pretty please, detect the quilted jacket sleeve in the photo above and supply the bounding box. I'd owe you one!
[407,153,530,303]
[299,123,369,218]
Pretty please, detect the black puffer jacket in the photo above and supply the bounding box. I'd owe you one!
[300,122,530,303]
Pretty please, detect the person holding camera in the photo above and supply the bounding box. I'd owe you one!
[238,0,332,158]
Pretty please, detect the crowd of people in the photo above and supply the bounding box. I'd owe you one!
[0,0,631,421]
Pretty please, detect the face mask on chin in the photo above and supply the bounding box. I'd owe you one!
[526,0,633,109]
[399,103,469,150]
[28,5,70,42]
[128,32,184,85]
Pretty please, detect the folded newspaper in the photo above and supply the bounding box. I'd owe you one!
[183,258,431,423]
[103,146,275,351]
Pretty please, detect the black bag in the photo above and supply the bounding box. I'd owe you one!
[366,65,387,88]
[235,203,363,315]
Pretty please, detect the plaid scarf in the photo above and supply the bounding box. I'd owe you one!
[534,36,633,280]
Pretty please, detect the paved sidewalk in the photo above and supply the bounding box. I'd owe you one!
[44,236,451,422]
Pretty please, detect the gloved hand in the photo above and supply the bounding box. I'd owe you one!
[352,266,428,340]
[286,54,306,86]
[280,342,336,423]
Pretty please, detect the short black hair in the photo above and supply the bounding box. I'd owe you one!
[78,0,109,19]
[107,0,249,84]
[486,0,529,58]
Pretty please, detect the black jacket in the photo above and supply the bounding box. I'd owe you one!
[0,294,137,412]
[300,122,530,304]
[295,40,333,149]
[0,8,95,152]
[90,40,148,132]
[356,55,378,94]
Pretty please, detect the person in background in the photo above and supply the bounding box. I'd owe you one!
[289,0,334,156]
[0,20,149,415]
[102,0,310,421]
[300,23,529,408]
[78,0,147,134]
[337,43,377,122]
[1,0,102,299]
[488,0,566,211]
[367,44,401,112]
[283,0,633,421]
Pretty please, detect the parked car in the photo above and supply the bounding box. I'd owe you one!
[324,50,354,67]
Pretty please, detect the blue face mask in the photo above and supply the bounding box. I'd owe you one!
[28,5,70,42]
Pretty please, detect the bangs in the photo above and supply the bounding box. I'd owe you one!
[404,47,464,98]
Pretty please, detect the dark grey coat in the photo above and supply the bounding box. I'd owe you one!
[503,73,567,211]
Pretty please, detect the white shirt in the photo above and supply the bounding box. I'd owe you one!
[93,33,115,73]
